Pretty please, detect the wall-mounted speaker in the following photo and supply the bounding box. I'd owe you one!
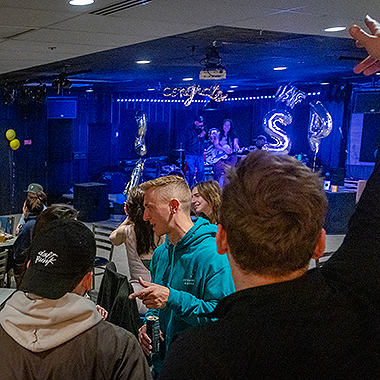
[47,97,77,119]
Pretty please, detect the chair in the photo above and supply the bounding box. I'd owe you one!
[92,223,115,289]
[0,250,8,287]
[97,261,142,338]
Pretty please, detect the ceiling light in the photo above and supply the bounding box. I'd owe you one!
[69,0,94,5]
[320,82,330,85]
[183,77,193,81]
[227,89,234,93]
[230,85,238,88]
[273,67,287,71]
[147,88,155,91]
[86,88,94,92]
[324,26,346,32]
[136,60,151,64]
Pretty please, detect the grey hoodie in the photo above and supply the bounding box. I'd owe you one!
[0,291,102,352]
[0,291,152,380]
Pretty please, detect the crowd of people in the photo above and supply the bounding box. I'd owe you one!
[0,15,380,379]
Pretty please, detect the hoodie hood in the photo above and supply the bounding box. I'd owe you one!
[0,291,102,352]
[165,217,217,251]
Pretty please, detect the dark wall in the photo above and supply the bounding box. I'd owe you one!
[0,89,348,215]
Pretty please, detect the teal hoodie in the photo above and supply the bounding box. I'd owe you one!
[145,217,235,372]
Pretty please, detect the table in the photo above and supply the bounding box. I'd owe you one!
[0,288,15,310]
[0,236,16,249]
[0,236,16,280]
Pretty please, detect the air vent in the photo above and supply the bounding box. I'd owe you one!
[90,0,153,16]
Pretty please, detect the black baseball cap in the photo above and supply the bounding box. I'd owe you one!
[196,115,204,123]
[20,219,96,300]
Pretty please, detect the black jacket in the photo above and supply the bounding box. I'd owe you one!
[159,158,380,380]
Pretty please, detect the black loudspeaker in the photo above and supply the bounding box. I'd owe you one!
[47,98,77,119]
[74,182,109,222]
[324,191,356,234]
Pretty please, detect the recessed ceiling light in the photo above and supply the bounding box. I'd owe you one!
[69,0,94,5]
[183,77,193,81]
[147,88,155,91]
[324,26,346,32]
[86,88,94,92]
[273,67,287,71]
[320,82,330,85]
[230,85,238,88]
[227,89,234,93]
[136,60,151,64]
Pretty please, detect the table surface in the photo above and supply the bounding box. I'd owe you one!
[0,236,16,249]
[0,288,15,308]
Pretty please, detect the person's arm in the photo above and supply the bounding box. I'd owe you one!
[233,137,240,150]
[322,156,380,303]
[15,204,28,235]
[131,265,233,327]
[13,222,32,265]
[115,332,153,380]
[349,16,380,75]
[109,217,129,246]
[197,127,206,139]
[213,136,232,154]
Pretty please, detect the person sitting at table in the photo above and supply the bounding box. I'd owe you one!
[12,192,46,288]
[15,183,47,235]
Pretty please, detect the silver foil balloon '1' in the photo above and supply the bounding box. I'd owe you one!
[135,111,147,156]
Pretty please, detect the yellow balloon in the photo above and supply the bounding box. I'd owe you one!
[10,139,20,150]
[6,129,15,141]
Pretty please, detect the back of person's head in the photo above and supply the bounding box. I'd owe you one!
[220,150,327,277]
[140,175,192,214]
[126,186,145,223]
[193,180,221,224]
[126,186,157,255]
[27,190,47,206]
[25,193,46,215]
[20,218,96,300]
[33,204,78,238]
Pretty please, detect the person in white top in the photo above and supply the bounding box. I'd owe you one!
[110,186,162,313]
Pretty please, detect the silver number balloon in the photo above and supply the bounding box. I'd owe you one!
[308,101,333,155]
[135,111,147,156]
[263,110,292,154]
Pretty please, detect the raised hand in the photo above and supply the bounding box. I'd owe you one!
[350,15,380,75]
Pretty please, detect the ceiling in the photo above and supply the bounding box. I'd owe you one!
[0,0,378,94]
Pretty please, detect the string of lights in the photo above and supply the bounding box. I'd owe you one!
[116,92,321,103]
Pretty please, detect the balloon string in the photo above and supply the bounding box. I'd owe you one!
[312,153,317,172]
